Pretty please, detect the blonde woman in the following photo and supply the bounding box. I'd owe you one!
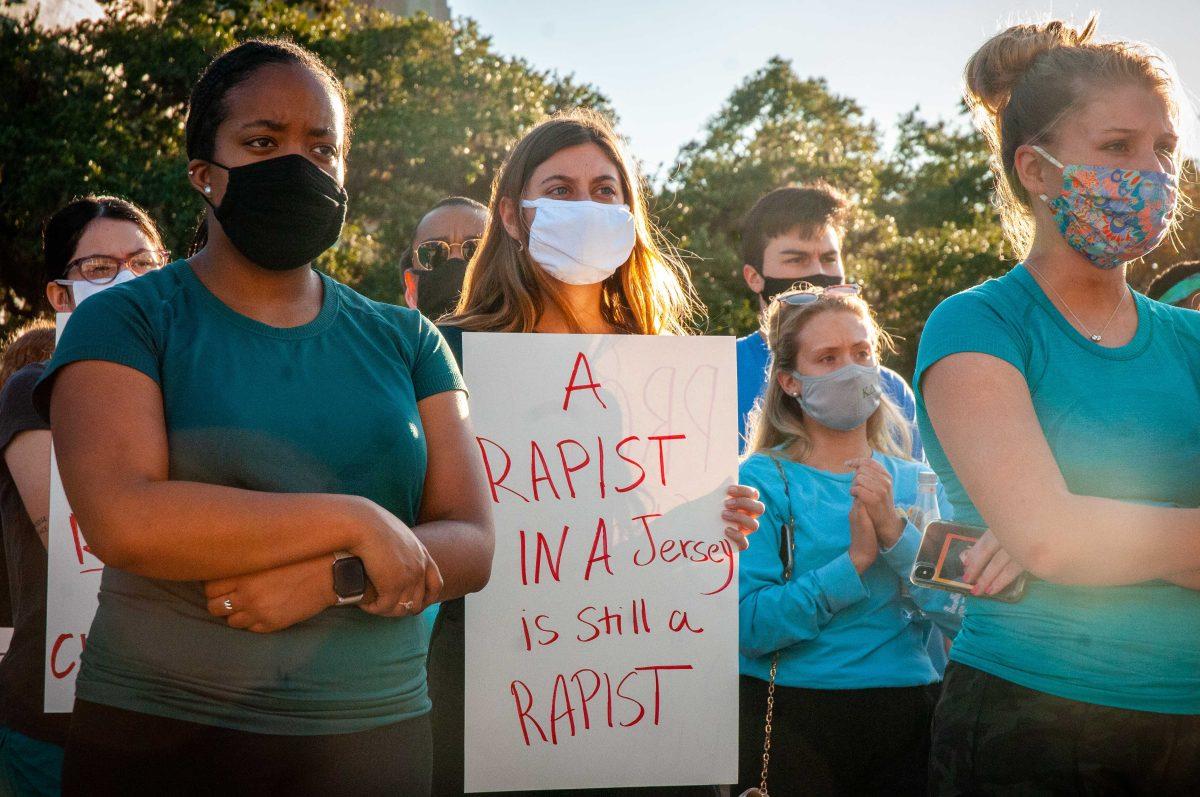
[735,286,972,796]
[429,109,764,796]
[918,17,1200,793]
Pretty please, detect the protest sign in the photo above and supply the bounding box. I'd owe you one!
[463,333,738,792]
[44,312,102,711]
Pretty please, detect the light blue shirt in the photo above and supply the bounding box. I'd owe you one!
[738,451,959,689]
[915,264,1200,714]
[736,331,923,458]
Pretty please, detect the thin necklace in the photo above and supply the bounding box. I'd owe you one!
[1024,262,1129,343]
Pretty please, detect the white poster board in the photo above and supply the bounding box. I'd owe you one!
[44,312,102,711]
[463,333,739,792]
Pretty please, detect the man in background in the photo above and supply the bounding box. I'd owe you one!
[736,183,922,458]
[403,197,486,320]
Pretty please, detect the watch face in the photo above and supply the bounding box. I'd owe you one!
[333,557,367,598]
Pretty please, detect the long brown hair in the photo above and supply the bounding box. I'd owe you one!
[745,289,910,462]
[446,109,702,334]
[964,16,1182,255]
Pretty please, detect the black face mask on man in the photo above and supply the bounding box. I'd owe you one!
[757,271,843,302]
[414,258,469,319]
[203,154,348,271]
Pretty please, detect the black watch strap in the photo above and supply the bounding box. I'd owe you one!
[332,552,367,606]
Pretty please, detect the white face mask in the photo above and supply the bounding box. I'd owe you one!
[521,198,636,285]
[58,268,138,308]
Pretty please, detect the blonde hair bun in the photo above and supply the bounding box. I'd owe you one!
[964,18,1099,117]
[965,18,1097,116]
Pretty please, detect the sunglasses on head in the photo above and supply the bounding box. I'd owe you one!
[774,283,861,306]
[412,238,481,271]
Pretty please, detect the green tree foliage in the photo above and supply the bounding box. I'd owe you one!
[855,108,1007,376]
[6,13,1197,375]
[874,108,992,233]
[657,57,882,337]
[656,57,1010,376]
[0,0,610,331]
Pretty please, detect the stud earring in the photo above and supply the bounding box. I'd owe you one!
[204,185,212,195]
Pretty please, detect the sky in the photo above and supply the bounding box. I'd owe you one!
[451,0,1200,174]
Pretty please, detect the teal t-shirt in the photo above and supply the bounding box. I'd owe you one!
[34,261,466,735]
[738,451,960,690]
[914,264,1200,714]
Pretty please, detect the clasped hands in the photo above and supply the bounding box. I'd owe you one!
[845,458,1023,594]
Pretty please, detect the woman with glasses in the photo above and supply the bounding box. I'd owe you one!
[0,195,164,796]
[42,197,169,312]
[733,285,1002,796]
[403,196,487,320]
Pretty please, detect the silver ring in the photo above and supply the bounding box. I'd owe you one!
[223,599,233,612]
[399,601,414,611]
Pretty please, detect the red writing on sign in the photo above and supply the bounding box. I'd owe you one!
[631,514,736,596]
[562,352,607,411]
[576,599,651,642]
[476,434,687,505]
[69,514,103,574]
[509,664,694,746]
[50,633,87,679]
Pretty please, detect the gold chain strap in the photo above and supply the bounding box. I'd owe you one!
[760,456,795,797]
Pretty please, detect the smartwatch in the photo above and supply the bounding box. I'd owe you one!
[332,552,367,606]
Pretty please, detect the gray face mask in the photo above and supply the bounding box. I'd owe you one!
[791,363,882,431]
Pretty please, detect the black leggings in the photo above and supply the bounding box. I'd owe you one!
[736,675,938,797]
[930,662,1200,795]
[62,699,431,796]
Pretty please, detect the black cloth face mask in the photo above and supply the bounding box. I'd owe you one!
[414,258,468,319]
[758,271,843,301]
[203,154,348,271]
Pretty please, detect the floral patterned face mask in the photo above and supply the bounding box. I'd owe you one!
[1032,145,1177,270]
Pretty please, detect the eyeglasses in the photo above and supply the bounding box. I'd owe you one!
[61,250,170,284]
[775,283,861,306]
[412,239,481,271]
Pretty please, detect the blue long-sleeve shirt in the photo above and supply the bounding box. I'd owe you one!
[738,451,959,689]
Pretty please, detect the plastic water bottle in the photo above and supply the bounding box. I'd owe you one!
[907,470,941,531]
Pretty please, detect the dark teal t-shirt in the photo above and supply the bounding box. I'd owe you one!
[914,264,1200,714]
[35,261,465,735]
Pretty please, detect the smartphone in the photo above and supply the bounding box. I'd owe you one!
[910,520,1027,603]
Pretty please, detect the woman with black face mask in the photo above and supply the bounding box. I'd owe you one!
[34,40,493,795]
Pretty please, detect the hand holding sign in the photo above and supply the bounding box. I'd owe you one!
[722,484,763,550]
